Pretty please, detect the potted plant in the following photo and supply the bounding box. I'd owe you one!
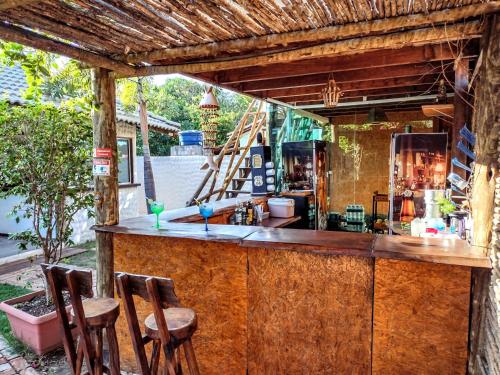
[0,101,93,354]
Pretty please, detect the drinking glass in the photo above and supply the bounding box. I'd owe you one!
[199,203,214,232]
[150,201,165,229]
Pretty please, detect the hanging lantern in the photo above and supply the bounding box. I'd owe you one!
[322,75,342,108]
[199,86,220,150]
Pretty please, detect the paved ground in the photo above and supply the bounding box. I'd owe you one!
[0,238,37,259]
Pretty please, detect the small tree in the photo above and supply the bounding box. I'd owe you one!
[0,101,94,264]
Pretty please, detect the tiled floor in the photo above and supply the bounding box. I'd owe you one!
[0,336,43,374]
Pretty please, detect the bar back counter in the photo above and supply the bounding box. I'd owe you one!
[95,200,490,375]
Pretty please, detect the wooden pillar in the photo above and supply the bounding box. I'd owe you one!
[452,57,470,181]
[92,68,118,298]
[468,15,499,374]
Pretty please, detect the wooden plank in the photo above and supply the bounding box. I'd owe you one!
[92,68,118,298]
[113,234,248,375]
[200,44,462,84]
[0,23,136,75]
[372,235,491,268]
[373,258,471,375]
[121,3,498,64]
[265,80,452,101]
[241,64,448,92]
[117,22,482,78]
[247,249,373,374]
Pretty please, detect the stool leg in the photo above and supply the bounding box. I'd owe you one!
[161,343,177,375]
[150,340,161,375]
[175,348,183,375]
[95,328,104,375]
[182,339,200,375]
[106,325,121,375]
[75,337,84,375]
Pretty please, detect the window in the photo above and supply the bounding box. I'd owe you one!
[117,138,132,184]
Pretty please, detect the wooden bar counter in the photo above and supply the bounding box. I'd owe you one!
[95,202,490,375]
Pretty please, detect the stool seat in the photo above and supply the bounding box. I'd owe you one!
[71,297,120,327]
[144,307,197,341]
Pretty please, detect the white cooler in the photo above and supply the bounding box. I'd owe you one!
[268,198,295,218]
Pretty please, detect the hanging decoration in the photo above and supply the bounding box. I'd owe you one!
[199,86,219,149]
[322,74,342,108]
[199,86,220,171]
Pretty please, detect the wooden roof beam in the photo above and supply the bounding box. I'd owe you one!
[119,21,482,78]
[199,44,468,84]
[0,22,136,75]
[267,79,453,101]
[0,0,37,11]
[120,3,498,64]
[275,86,449,103]
[240,64,450,92]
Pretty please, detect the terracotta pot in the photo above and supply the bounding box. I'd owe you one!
[0,290,69,355]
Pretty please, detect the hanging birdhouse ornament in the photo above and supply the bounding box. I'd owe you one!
[199,86,220,150]
[322,75,342,108]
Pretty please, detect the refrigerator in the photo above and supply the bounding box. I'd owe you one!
[389,133,448,232]
[281,141,333,230]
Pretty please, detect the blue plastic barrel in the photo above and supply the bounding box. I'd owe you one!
[179,130,203,146]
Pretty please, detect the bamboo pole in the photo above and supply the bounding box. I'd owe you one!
[0,0,37,10]
[118,21,483,78]
[120,3,495,64]
[0,23,136,75]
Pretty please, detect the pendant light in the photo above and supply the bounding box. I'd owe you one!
[322,74,342,108]
[199,86,220,171]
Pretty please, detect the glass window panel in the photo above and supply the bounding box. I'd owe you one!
[117,138,131,184]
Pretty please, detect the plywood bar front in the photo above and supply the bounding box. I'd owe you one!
[97,211,490,375]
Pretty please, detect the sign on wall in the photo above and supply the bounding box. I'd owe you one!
[93,158,111,176]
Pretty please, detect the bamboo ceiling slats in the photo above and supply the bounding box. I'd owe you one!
[0,0,495,60]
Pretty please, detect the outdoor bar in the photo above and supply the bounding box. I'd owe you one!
[0,1,499,374]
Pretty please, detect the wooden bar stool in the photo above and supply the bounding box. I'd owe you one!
[41,264,120,375]
[115,272,200,375]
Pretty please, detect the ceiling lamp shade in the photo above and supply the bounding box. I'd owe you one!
[199,86,220,109]
[199,86,219,151]
[322,75,342,108]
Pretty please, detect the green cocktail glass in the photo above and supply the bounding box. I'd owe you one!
[149,201,165,229]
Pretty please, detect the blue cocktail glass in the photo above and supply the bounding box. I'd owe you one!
[199,203,214,232]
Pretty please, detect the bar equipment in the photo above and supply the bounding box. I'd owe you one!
[389,133,448,233]
[424,189,445,219]
[250,145,274,196]
[281,141,333,230]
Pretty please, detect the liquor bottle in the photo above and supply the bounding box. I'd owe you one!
[235,203,242,225]
[246,201,253,225]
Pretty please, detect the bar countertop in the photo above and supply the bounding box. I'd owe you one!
[94,201,491,268]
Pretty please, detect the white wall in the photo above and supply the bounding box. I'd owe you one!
[136,156,251,213]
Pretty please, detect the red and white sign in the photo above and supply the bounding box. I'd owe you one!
[93,148,112,158]
[93,158,111,176]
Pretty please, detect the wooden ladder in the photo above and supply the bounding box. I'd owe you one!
[187,99,266,206]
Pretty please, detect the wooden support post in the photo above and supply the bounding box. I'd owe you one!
[92,68,118,298]
[467,15,500,374]
[452,58,470,182]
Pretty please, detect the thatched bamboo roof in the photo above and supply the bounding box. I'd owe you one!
[0,0,498,116]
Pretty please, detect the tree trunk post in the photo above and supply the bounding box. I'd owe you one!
[92,67,118,298]
[137,78,157,213]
